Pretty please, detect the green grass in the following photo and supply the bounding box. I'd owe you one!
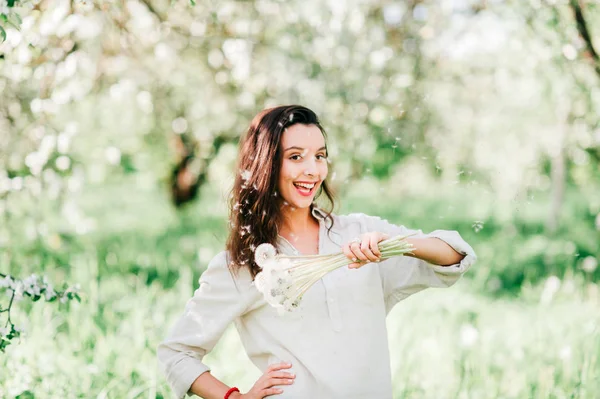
[2,275,597,398]
[0,178,599,398]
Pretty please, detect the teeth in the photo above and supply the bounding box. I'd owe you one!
[294,183,315,189]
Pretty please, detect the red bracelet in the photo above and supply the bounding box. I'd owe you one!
[224,387,240,399]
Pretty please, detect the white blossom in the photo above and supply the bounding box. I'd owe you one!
[44,286,56,300]
[581,256,597,273]
[459,323,479,348]
[0,275,14,289]
[0,0,9,15]
[559,345,572,361]
[23,274,42,296]
[540,276,561,305]
[6,283,24,301]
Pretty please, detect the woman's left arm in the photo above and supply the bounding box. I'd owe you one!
[405,236,466,267]
[343,213,478,313]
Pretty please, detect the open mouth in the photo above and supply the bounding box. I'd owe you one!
[293,182,317,197]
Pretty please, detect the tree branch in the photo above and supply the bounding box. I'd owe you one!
[568,0,600,78]
[4,289,14,328]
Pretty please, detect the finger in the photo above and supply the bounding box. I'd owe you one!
[342,244,356,262]
[268,371,295,379]
[369,234,382,258]
[262,387,284,396]
[360,238,379,262]
[264,377,295,388]
[349,242,368,262]
[267,362,292,373]
[348,261,362,269]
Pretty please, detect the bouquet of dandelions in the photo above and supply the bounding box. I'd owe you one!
[253,232,418,313]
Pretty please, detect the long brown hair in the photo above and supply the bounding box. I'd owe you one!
[226,105,336,279]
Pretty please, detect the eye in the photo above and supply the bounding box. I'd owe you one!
[289,154,302,161]
[316,154,327,160]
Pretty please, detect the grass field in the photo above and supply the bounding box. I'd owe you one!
[1,179,598,398]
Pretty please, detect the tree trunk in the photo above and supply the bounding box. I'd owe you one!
[546,112,567,233]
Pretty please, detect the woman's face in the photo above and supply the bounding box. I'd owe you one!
[278,123,328,210]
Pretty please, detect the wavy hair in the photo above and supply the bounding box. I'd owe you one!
[225,105,336,279]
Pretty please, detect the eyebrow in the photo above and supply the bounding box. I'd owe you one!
[284,146,327,152]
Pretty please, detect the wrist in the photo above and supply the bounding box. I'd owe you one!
[228,391,243,399]
[405,238,419,257]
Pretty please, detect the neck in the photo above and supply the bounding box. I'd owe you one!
[279,205,316,237]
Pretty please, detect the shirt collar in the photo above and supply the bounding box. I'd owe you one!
[275,206,331,255]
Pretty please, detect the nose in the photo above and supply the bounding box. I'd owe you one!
[303,158,318,177]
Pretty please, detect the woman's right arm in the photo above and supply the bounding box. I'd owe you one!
[188,371,236,399]
[189,362,296,399]
[157,251,257,399]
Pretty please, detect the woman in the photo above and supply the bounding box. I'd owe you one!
[157,105,477,399]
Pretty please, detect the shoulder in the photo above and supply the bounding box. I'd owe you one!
[333,212,390,229]
[202,250,253,288]
[329,212,407,237]
[206,250,230,270]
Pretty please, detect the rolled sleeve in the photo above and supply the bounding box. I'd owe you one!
[426,229,477,285]
[157,251,256,399]
[351,214,477,313]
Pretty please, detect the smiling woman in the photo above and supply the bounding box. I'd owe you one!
[157,105,478,399]
[225,106,337,278]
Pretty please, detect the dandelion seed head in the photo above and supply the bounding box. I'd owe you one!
[240,169,252,181]
[472,221,484,233]
[253,234,414,312]
[254,272,266,291]
[255,243,277,266]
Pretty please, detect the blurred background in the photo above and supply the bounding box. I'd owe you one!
[0,0,599,398]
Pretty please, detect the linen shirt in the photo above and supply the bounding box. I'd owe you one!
[157,208,477,399]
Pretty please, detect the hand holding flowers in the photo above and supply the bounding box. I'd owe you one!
[253,232,417,313]
[342,231,392,268]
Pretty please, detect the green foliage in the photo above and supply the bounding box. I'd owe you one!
[0,0,599,396]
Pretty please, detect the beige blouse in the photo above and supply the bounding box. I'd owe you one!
[157,208,477,399]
